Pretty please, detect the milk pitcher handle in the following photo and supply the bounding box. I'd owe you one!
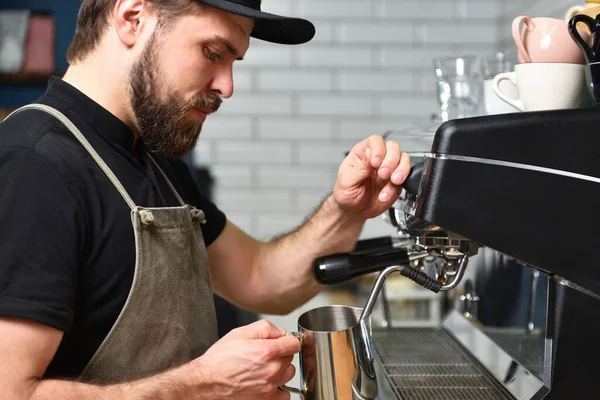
[278,332,305,399]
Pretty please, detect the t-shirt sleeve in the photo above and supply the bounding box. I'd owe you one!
[0,148,82,332]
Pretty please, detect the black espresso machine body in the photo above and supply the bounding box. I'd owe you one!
[411,108,600,398]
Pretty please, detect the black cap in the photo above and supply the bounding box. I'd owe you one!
[200,0,316,45]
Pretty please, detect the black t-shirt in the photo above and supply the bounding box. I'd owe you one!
[0,78,226,379]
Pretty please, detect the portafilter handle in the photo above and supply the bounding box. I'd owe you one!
[403,162,424,197]
[313,247,441,292]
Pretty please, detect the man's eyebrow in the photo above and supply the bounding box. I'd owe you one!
[209,35,244,61]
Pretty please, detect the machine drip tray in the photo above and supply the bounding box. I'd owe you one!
[374,328,513,400]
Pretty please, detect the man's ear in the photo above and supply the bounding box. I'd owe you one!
[112,0,153,47]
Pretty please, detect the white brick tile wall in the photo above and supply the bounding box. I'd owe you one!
[215,188,292,212]
[202,116,252,139]
[298,1,373,18]
[340,71,413,92]
[299,95,373,116]
[215,140,292,164]
[258,118,335,140]
[297,46,372,67]
[415,23,499,45]
[260,0,293,15]
[242,44,293,66]
[295,190,331,213]
[338,118,417,142]
[211,165,253,188]
[297,142,359,165]
[337,23,414,43]
[219,93,293,115]
[379,1,455,19]
[257,166,335,189]
[380,95,439,118]
[255,213,308,240]
[258,70,334,91]
[455,1,502,20]
[193,0,513,240]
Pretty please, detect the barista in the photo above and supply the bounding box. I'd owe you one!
[0,0,411,399]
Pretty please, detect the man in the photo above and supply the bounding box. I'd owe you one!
[0,0,410,398]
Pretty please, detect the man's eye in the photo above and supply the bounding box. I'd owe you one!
[204,48,222,63]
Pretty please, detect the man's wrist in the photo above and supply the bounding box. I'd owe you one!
[323,194,366,226]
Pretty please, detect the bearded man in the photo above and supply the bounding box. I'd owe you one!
[0,1,410,399]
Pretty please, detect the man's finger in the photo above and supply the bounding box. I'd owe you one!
[390,152,411,186]
[270,335,302,357]
[233,319,286,339]
[365,135,387,169]
[377,140,401,181]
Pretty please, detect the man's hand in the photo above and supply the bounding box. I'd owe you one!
[189,319,301,400]
[334,134,411,219]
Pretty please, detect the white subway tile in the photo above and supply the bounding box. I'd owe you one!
[299,95,373,116]
[215,140,293,164]
[311,22,335,42]
[260,0,293,15]
[202,116,252,139]
[340,71,413,92]
[224,212,254,235]
[192,139,212,165]
[215,188,292,212]
[382,47,455,68]
[258,118,335,140]
[380,95,440,118]
[296,190,331,213]
[337,22,414,43]
[220,93,293,115]
[379,1,455,19]
[211,165,253,188]
[233,70,253,92]
[455,0,502,20]
[258,70,334,91]
[298,1,373,18]
[297,46,372,67]
[338,119,418,141]
[417,23,499,44]
[297,141,360,165]
[256,213,309,240]
[257,166,335,188]
[243,44,293,66]
[415,71,437,94]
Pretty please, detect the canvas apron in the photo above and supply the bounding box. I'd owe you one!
[8,104,218,385]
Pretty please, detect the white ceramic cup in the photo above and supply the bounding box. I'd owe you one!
[493,63,586,111]
[484,79,519,114]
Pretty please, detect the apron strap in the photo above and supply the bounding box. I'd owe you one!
[147,154,185,206]
[6,104,138,210]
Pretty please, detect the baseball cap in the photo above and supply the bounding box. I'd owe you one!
[200,0,316,45]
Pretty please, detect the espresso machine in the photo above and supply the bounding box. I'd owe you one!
[314,107,600,399]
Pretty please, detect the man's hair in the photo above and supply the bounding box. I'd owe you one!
[66,0,202,64]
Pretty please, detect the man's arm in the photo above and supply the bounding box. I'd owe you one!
[1,317,298,400]
[209,135,409,315]
[208,195,364,315]
[0,317,192,400]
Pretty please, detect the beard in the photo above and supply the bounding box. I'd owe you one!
[128,32,222,158]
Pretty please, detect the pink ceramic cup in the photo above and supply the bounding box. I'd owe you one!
[512,16,589,64]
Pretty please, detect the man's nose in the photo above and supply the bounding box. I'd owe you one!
[209,66,234,99]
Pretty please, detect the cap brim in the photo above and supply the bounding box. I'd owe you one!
[200,0,316,45]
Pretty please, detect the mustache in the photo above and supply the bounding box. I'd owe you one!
[187,92,223,113]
